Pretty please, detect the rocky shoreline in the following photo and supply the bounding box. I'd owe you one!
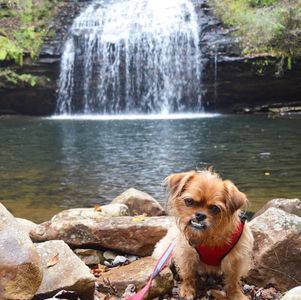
[1,189,300,300]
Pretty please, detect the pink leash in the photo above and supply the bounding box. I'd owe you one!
[127,239,176,300]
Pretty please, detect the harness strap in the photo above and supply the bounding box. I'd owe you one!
[195,217,245,267]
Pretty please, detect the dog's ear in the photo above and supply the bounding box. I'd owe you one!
[224,180,248,213]
[167,171,196,197]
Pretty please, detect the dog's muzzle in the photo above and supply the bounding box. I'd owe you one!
[189,218,207,230]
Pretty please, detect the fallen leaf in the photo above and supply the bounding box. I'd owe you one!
[47,253,59,268]
[91,264,107,277]
[132,215,145,222]
[94,204,102,211]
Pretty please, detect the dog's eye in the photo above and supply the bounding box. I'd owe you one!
[210,205,220,214]
[184,198,194,207]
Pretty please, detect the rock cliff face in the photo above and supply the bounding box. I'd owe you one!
[0,0,300,116]
[198,1,301,113]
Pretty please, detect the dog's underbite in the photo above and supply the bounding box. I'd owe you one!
[153,169,254,300]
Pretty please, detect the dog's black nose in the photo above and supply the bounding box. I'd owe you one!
[195,211,207,221]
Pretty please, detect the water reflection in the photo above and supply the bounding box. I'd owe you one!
[0,115,300,222]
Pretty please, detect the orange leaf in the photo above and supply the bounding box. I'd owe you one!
[91,264,107,277]
[47,253,59,268]
[94,204,102,211]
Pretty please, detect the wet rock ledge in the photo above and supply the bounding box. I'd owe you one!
[1,188,301,300]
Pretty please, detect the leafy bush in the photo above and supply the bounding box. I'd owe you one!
[0,69,37,87]
[272,5,301,57]
[247,0,278,7]
[0,36,23,65]
[209,0,301,60]
[14,27,44,59]
[0,0,59,63]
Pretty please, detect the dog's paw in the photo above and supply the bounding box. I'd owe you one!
[179,283,196,300]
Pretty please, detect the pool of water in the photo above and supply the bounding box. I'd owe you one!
[1,114,300,223]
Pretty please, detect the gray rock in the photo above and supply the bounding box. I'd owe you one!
[30,216,173,256]
[0,203,43,300]
[247,207,301,291]
[103,250,118,260]
[73,249,105,266]
[112,255,128,267]
[34,240,95,300]
[17,217,38,234]
[112,188,165,216]
[253,198,301,219]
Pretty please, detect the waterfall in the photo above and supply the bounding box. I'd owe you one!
[56,0,203,115]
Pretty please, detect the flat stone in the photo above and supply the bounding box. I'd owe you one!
[247,207,301,291]
[253,198,301,218]
[30,216,173,256]
[34,240,95,300]
[51,204,129,222]
[97,256,173,299]
[112,188,165,216]
[0,203,43,300]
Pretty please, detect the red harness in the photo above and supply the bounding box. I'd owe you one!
[195,220,245,267]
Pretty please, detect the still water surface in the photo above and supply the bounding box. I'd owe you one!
[1,114,300,223]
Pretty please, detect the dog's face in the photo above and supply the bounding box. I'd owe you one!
[167,170,247,241]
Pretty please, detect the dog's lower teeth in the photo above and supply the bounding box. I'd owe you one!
[191,220,205,229]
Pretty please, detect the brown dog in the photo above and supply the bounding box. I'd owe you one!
[153,169,254,300]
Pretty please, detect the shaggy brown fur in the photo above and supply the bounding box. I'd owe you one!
[153,170,254,300]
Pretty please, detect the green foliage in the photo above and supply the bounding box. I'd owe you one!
[14,27,43,59]
[209,0,301,61]
[251,59,273,75]
[0,0,59,63]
[272,5,301,57]
[0,36,23,65]
[19,73,37,86]
[0,69,37,87]
[247,0,278,7]
[287,56,292,70]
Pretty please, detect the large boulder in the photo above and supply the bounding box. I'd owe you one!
[17,217,38,234]
[112,188,165,216]
[34,240,95,300]
[0,203,43,300]
[97,256,173,299]
[281,286,301,300]
[51,204,129,222]
[253,198,301,219]
[247,207,301,291]
[30,216,173,256]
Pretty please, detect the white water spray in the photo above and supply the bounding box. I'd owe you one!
[56,0,203,115]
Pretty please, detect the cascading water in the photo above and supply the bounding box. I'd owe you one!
[56,0,203,115]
